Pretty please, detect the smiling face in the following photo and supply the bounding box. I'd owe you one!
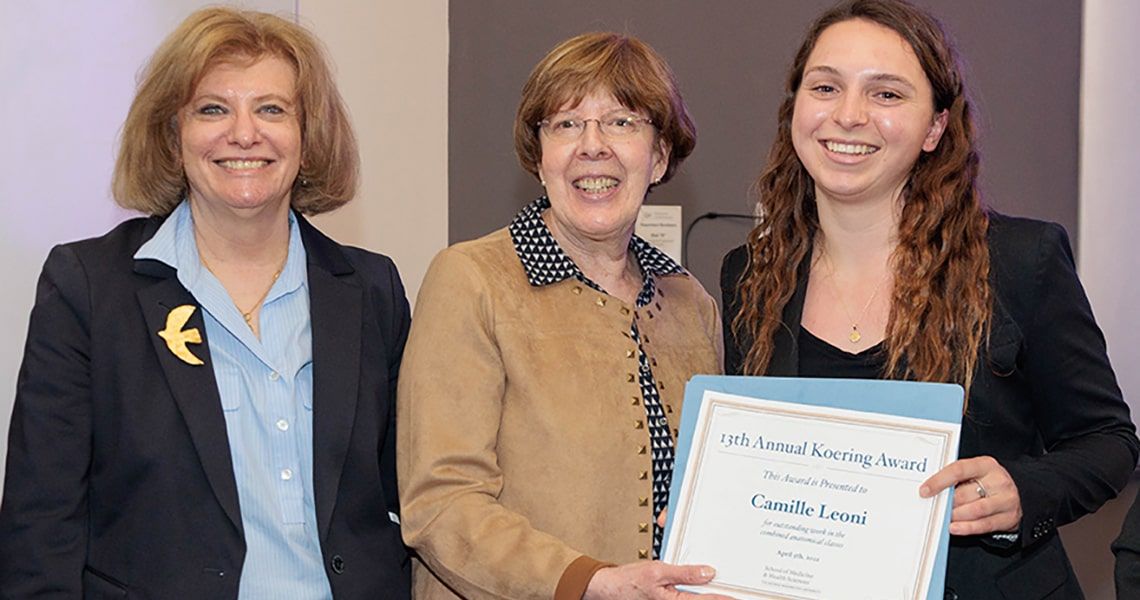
[791,18,947,208]
[180,56,301,218]
[537,90,669,246]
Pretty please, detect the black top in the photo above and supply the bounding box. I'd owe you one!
[719,213,1140,600]
[798,327,884,380]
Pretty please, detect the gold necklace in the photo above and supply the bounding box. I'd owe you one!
[199,254,284,329]
[820,249,891,344]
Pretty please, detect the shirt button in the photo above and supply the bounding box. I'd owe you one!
[269,371,280,381]
[276,419,289,432]
[280,468,294,481]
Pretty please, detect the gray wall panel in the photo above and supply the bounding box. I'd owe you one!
[448,0,1081,296]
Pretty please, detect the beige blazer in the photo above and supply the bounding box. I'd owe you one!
[397,228,722,599]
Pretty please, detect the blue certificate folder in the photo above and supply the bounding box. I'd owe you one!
[663,375,964,599]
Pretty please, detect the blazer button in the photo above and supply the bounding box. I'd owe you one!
[943,589,958,600]
[331,555,345,574]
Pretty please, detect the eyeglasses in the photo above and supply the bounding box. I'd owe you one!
[536,112,655,140]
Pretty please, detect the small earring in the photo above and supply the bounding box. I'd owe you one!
[540,179,547,187]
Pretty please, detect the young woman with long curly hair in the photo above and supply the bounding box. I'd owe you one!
[721,1,1137,597]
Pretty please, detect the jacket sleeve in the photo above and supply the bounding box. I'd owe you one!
[996,222,1139,545]
[1113,491,1140,595]
[396,248,596,599]
[0,245,94,596]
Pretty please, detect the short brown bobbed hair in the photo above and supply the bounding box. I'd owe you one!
[112,7,358,216]
[514,32,696,187]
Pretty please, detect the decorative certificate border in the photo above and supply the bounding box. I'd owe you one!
[664,388,960,600]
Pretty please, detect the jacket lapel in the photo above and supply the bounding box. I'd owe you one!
[300,217,362,542]
[136,261,243,534]
[769,247,813,376]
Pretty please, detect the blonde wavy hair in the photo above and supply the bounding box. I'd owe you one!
[112,7,357,216]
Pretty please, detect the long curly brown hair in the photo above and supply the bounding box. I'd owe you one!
[731,0,990,401]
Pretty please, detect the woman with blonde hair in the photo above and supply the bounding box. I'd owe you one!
[722,0,1137,597]
[0,8,410,598]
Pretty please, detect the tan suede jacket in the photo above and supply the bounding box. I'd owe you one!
[397,228,722,600]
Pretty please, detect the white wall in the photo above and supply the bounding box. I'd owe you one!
[0,0,447,485]
[302,1,448,304]
[1080,0,1140,420]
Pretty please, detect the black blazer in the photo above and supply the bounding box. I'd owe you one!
[0,215,411,599]
[721,213,1138,600]
[1112,491,1140,598]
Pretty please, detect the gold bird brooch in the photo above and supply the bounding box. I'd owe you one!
[158,304,205,366]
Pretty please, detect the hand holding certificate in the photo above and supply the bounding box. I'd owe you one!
[662,376,963,600]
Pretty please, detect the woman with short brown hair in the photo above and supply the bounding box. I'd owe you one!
[399,32,726,600]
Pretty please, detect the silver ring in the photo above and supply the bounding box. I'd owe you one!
[974,479,988,499]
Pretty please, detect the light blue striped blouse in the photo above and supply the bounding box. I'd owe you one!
[136,201,332,599]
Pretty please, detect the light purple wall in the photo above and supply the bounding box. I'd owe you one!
[0,0,296,484]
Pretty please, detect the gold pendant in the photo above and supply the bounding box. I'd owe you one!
[848,327,862,344]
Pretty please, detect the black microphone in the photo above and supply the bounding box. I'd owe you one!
[683,211,756,266]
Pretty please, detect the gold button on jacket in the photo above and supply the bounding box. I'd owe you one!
[398,228,722,599]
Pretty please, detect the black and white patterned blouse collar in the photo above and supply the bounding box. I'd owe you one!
[509,197,684,303]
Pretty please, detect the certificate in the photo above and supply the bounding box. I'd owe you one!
[662,376,963,600]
